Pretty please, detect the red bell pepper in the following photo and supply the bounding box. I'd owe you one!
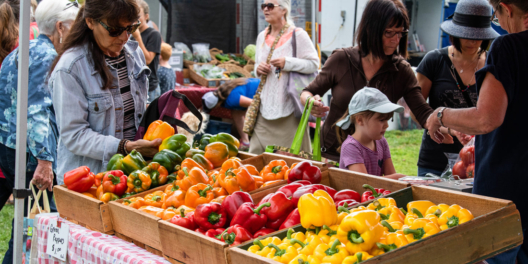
[336,200,359,210]
[361,184,391,203]
[334,189,361,203]
[223,224,253,246]
[295,180,313,185]
[291,184,336,206]
[259,192,294,221]
[287,161,322,184]
[276,183,304,198]
[265,212,288,230]
[279,208,300,230]
[170,208,196,230]
[221,191,254,221]
[102,170,127,196]
[253,228,276,238]
[195,228,206,235]
[64,166,95,193]
[194,202,227,230]
[230,202,271,234]
[205,228,225,240]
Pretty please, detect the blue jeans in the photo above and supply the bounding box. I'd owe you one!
[147,85,161,104]
[418,166,444,177]
[486,229,527,264]
[0,144,57,264]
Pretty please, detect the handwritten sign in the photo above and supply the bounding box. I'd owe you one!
[46,220,69,261]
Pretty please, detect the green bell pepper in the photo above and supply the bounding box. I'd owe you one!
[152,149,182,173]
[159,134,191,157]
[198,134,212,150]
[209,133,240,157]
[107,154,124,171]
[192,154,214,171]
[186,149,205,158]
[121,149,147,175]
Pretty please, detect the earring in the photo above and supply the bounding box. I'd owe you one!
[60,37,62,43]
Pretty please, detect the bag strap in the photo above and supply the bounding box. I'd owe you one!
[32,26,39,38]
[29,180,50,215]
[291,27,298,58]
[257,25,290,90]
[439,48,475,108]
[291,99,314,154]
[162,90,203,134]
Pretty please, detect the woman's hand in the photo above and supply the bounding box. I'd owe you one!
[452,130,472,145]
[33,160,54,191]
[309,95,330,118]
[126,139,162,158]
[256,62,271,76]
[270,57,286,69]
[425,108,444,144]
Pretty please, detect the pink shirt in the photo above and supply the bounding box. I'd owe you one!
[339,135,392,176]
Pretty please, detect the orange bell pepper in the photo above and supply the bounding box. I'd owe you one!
[260,160,289,182]
[185,183,214,208]
[164,183,178,196]
[94,171,106,187]
[219,159,243,175]
[157,207,179,220]
[254,176,264,188]
[222,166,257,194]
[213,186,228,197]
[87,186,98,197]
[177,158,207,179]
[81,192,95,198]
[138,205,165,216]
[261,180,283,188]
[96,184,104,200]
[284,163,298,180]
[245,165,259,176]
[143,120,175,141]
[175,167,209,191]
[204,142,230,168]
[209,171,222,187]
[162,188,187,209]
[144,191,165,208]
[212,196,226,204]
[123,197,145,209]
[177,205,195,215]
[100,192,119,203]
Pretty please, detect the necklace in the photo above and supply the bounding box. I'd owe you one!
[450,50,479,92]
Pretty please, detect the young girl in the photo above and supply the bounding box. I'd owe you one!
[335,87,405,179]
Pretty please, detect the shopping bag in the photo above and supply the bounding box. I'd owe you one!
[23,181,50,263]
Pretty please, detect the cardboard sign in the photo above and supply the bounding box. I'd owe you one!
[46,220,69,261]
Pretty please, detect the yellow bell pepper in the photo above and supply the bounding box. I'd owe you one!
[298,190,338,229]
[404,207,427,226]
[375,232,409,253]
[438,204,474,230]
[313,239,349,264]
[290,235,324,256]
[337,211,348,224]
[282,229,306,249]
[403,218,441,242]
[406,201,436,217]
[288,254,321,264]
[342,252,373,263]
[380,220,404,235]
[318,225,340,244]
[266,243,299,264]
[337,210,384,254]
[425,203,450,217]
[378,205,405,225]
[366,197,397,211]
[249,237,283,256]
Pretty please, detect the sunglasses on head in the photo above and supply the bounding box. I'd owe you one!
[63,0,79,11]
[97,20,141,37]
[261,3,280,11]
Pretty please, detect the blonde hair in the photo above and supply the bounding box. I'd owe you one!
[160,43,172,61]
[277,0,295,27]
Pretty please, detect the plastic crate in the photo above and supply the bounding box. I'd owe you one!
[204,120,232,135]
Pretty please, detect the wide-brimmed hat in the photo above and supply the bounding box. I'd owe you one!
[440,0,499,40]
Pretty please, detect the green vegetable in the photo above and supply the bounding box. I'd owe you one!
[215,54,230,62]
[244,44,256,61]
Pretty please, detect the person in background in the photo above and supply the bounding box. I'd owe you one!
[416,0,499,176]
[133,0,162,103]
[426,0,528,262]
[0,0,79,262]
[49,0,160,184]
[300,0,433,162]
[158,42,175,94]
[335,88,405,179]
[249,0,319,154]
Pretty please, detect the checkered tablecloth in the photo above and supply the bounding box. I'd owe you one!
[175,86,232,119]
[35,215,169,264]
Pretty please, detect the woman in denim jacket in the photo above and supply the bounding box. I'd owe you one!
[49,0,161,184]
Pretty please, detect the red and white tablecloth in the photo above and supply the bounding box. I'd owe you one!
[175,85,232,119]
[35,214,169,264]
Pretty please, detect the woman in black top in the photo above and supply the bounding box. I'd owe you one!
[415,0,499,176]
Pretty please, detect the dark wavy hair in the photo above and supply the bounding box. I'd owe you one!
[49,0,139,89]
[0,0,20,65]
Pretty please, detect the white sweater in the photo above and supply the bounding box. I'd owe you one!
[254,27,319,120]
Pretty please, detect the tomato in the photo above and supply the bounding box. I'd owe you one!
[452,161,467,179]
[459,145,475,166]
[466,163,475,178]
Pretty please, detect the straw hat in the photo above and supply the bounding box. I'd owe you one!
[440,0,499,40]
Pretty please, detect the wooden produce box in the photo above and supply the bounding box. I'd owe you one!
[189,64,227,88]
[54,185,114,234]
[229,184,524,264]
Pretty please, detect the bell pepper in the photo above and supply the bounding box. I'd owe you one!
[127,170,152,193]
[94,171,106,187]
[195,228,206,235]
[334,189,361,204]
[298,190,338,229]
[286,161,322,184]
[313,239,349,264]
[96,184,104,199]
[277,182,304,199]
[406,200,436,217]
[101,170,127,196]
[361,184,391,203]
[281,228,306,246]
[204,142,230,168]
[144,120,175,141]
[144,190,165,208]
[192,154,214,171]
[194,202,227,230]
[100,192,120,203]
[176,167,209,191]
[177,158,207,179]
[248,238,276,257]
[230,202,271,234]
[404,207,426,226]
[107,153,125,171]
[438,204,474,230]
[142,162,169,188]
[336,199,360,210]
[403,218,441,242]
[378,205,405,224]
[342,252,373,264]
[223,166,257,194]
[159,134,190,158]
[288,254,321,264]
[261,160,289,182]
[121,150,147,175]
[291,185,337,206]
[64,166,95,193]
[209,132,240,148]
[266,213,289,230]
[185,183,214,208]
[425,203,450,218]
[222,191,254,221]
[167,172,178,184]
[291,235,324,256]
[196,134,212,150]
[244,165,260,176]
[337,210,385,254]
[218,158,242,174]
[186,149,205,157]
[260,192,295,222]
[204,228,226,240]
[366,197,397,211]
[152,149,182,174]
[122,197,144,209]
[253,228,276,238]
[261,180,283,188]
[157,207,178,220]
[170,208,196,230]
[164,183,178,196]
[86,186,98,197]
[266,243,299,263]
[279,208,300,230]
[222,224,253,246]
[375,233,408,253]
[317,225,340,244]
[212,196,226,204]
[177,205,195,215]
[213,186,228,197]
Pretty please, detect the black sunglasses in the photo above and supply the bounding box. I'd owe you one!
[97,20,141,37]
[261,3,280,11]
[63,0,79,10]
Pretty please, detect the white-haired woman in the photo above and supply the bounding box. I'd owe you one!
[0,0,78,262]
[248,0,319,154]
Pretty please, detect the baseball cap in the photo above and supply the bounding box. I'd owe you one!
[336,87,404,130]
[202,91,219,113]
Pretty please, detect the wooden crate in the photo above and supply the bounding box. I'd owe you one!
[115,232,164,257]
[189,64,227,88]
[228,185,523,264]
[54,185,114,234]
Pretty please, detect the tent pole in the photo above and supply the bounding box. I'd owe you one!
[311,0,316,46]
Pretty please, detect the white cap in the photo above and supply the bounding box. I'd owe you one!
[202,91,219,112]
[336,87,404,130]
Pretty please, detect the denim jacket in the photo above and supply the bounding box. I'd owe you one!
[49,40,150,184]
[0,35,58,171]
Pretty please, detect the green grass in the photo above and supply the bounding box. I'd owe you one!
[0,204,14,262]
[385,129,423,176]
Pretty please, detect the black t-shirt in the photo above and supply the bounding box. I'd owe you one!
[134,27,161,92]
[416,47,478,171]
[474,30,528,229]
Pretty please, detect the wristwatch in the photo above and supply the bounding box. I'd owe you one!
[437,107,446,127]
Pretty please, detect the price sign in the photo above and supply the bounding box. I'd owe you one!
[46,220,69,261]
